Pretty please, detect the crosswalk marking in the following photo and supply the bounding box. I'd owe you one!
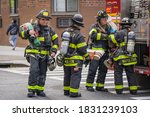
[1,66,150,100]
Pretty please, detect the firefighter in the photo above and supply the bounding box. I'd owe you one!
[86,10,115,92]
[20,9,59,97]
[62,14,89,97]
[108,17,138,95]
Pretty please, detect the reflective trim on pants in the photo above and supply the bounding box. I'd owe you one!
[28,85,45,91]
[64,86,70,91]
[70,88,79,93]
[115,85,123,90]
[129,86,138,91]
[96,83,104,87]
[86,83,93,87]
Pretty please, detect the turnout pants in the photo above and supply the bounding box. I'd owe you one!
[28,55,48,93]
[86,54,108,88]
[114,61,137,91]
[63,66,82,96]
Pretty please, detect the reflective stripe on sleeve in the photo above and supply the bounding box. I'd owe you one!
[52,34,58,41]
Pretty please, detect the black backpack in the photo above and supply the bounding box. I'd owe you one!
[10,25,18,35]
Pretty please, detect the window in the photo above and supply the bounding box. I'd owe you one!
[0,18,2,28]
[57,17,72,28]
[9,0,18,14]
[53,0,78,13]
[0,0,2,28]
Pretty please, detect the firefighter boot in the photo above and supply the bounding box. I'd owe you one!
[130,90,137,95]
[86,86,95,92]
[36,91,46,97]
[27,91,35,98]
[70,92,82,98]
[64,90,70,96]
[96,87,108,92]
[116,89,123,94]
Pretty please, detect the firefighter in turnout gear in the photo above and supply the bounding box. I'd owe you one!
[108,17,138,95]
[20,9,59,97]
[62,14,89,97]
[86,10,115,92]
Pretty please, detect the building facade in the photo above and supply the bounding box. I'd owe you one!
[0,0,106,47]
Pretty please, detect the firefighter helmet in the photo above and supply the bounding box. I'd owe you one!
[56,54,64,67]
[36,9,51,20]
[47,56,56,71]
[96,10,108,20]
[71,14,84,27]
[120,17,132,26]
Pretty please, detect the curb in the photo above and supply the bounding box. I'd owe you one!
[0,60,29,68]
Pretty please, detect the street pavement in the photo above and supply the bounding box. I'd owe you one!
[0,45,29,66]
[0,46,150,100]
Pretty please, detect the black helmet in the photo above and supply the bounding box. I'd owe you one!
[72,14,84,27]
[36,9,51,20]
[96,10,108,20]
[120,17,132,26]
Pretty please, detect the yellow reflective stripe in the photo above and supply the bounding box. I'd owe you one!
[77,42,87,48]
[21,31,25,38]
[92,47,105,51]
[26,49,49,55]
[28,85,44,90]
[129,86,138,90]
[97,33,101,40]
[86,83,93,87]
[64,63,78,66]
[123,62,137,66]
[36,85,44,91]
[65,55,84,60]
[70,42,87,49]
[40,50,49,55]
[115,85,123,89]
[83,53,89,58]
[26,49,39,53]
[37,37,45,41]
[96,83,104,87]
[64,86,70,91]
[70,88,78,93]
[28,85,37,90]
[109,34,119,46]
[89,28,97,35]
[52,34,58,41]
[113,54,137,61]
[52,45,58,50]
[69,43,76,49]
[120,42,126,47]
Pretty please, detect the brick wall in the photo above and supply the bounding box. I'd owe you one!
[0,0,106,47]
[81,0,106,7]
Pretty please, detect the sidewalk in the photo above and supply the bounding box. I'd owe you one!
[0,46,29,66]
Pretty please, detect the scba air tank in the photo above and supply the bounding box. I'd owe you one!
[127,31,135,54]
[60,31,71,55]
